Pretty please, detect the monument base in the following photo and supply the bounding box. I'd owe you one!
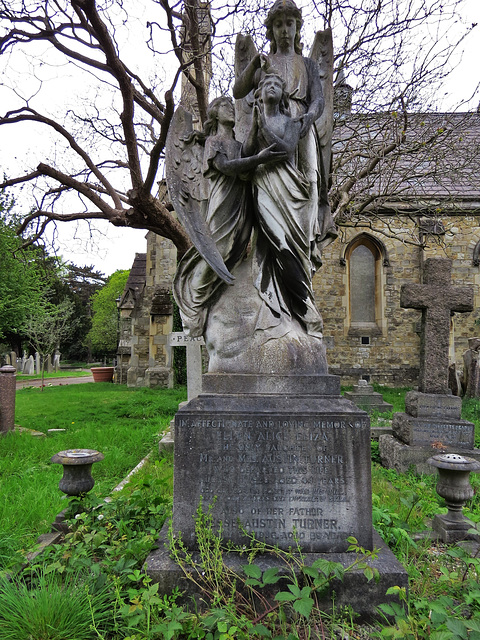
[145,526,408,623]
[432,513,479,544]
[379,434,480,474]
[344,381,393,414]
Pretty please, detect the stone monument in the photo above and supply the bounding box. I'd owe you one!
[147,0,407,618]
[379,258,478,473]
[0,365,16,434]
[159,331,205,452]
[344,379,393,414]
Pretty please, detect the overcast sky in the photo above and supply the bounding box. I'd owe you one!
[1,0,478,277]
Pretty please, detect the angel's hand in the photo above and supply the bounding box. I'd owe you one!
[259,54,270,70]
[296,112,316,138]
[257,144,288,164]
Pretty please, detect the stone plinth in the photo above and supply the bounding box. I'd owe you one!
[0,365,16,434]
[344,380,393,413]
[171,373,373,553]
[147,528,407,623]
[147,372,407,617]
[380,389,477,473]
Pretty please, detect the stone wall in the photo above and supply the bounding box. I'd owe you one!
[316,214,480,385]
[117,232,177,388]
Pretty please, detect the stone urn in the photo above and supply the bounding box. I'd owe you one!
[51,449,104,495]
[91,366,114,382]
[427,453,480,542]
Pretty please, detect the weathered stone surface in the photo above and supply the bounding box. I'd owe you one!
[400,258,473,395]
[392,412,475,448]
[205,258,328,375]
[146,527,407,623]
[172,375,372,553]
[404,391,462,419]
[0,365,16,434]
[344,380,393,413]
[379,434,480,474]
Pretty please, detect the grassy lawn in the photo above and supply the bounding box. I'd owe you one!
[0,383,186,569]
[2,385,480,638]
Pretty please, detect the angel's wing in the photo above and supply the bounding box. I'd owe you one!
[310,28,334,202]
[165,105,235,285]
[234,34,258,144]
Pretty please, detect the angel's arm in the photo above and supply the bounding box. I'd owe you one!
[211,146,286,177]
[298,58,325,137]
[233,54,265,99]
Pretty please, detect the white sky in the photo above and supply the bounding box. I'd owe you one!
[0,0,478,276]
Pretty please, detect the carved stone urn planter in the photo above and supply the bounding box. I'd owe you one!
[51,449,104,496]
[427,453,480,542]
[91,366,114,382]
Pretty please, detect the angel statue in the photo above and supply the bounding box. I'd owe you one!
[167,0,336,374]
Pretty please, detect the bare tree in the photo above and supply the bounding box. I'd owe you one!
[0,0,477,252]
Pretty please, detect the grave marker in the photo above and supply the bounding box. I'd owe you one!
[380,258,477,473]
[167,332,204,401]
[0,365,16,434]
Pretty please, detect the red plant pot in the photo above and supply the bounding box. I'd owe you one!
[90,367,114,383]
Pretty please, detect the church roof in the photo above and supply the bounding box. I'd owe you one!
[118,253,146,308]
[332,111,480,211]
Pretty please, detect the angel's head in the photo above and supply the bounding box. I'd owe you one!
[265,0,303,55]
[204,96,235,136]
[255,72,290,114]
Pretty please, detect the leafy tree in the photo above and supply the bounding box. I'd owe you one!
[87,270,129,358]
[0,191,43,352]
[0,0,477,252]
[24,296,76,388]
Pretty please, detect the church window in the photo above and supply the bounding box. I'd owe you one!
[345,234,386,336]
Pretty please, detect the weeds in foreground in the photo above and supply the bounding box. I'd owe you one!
[166,500,381,639]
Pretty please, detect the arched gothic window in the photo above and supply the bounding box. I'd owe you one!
[344,234,386,336]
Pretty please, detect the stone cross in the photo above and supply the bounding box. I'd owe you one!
[167,332,205,400]
[401,258,473,394]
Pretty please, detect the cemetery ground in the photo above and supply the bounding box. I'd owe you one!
[1,385,480,638]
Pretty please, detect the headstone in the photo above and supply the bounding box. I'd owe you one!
[10,352,17,370]
[0,365,16,434]
[35,352,41,375]
[2,354,10,366]
[159,332,205,452]
[462,338,480,398]
[344,379,393,413]
[379,258,478,473]
[53,350,61,372]
[21,350,27,373]
[167,332,204,401]
[46,354,53,373]
[24,355,35,376]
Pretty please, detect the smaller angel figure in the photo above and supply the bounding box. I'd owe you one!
[170,95,286,337]
[245,72,324,339]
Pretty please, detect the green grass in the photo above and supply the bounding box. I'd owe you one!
[0,383,186,569]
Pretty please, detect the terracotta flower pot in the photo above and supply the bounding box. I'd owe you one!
[90,367,114,383]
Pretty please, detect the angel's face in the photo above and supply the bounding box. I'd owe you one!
[217,99,235,126]
[272,13,296,53]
